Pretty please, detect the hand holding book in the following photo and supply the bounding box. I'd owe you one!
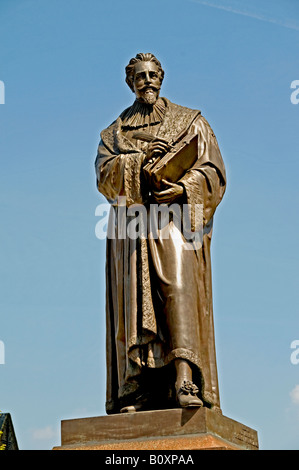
[133,130,198,192]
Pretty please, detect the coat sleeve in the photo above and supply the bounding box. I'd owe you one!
[95,134,146,207]
[178,115,226,231]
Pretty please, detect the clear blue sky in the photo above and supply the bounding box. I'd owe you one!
[0,0,298,450]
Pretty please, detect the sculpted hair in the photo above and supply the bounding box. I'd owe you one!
[125,53,164,92]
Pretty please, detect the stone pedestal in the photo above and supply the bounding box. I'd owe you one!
[53,407,258,450]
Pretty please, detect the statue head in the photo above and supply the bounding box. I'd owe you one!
[125,53,164,105]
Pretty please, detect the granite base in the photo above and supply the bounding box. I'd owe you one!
[53,407,258,451]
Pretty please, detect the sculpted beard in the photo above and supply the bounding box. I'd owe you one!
[138,85,160,105]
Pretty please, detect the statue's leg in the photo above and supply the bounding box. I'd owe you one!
[149,221,204,408]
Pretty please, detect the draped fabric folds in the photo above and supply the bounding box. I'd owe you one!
[95,98,226,414]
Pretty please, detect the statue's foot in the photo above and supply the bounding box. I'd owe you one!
[120,404,141,413]
[176,380,203,408]
[120,393,151,413]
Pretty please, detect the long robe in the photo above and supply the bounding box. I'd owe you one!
[95,98,226,414]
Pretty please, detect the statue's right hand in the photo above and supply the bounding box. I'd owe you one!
[144,138,170,164]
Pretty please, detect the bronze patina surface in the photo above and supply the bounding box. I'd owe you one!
[95,53,226,415]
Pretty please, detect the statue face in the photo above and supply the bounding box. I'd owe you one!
[133,61,162,105]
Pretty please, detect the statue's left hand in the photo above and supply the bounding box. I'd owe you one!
[153,179,184,203]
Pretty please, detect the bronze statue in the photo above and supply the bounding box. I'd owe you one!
[95,53,226,414]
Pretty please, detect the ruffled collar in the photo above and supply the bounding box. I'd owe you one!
[121,97,166,130]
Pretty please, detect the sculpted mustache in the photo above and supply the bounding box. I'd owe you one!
[139,85,160,92]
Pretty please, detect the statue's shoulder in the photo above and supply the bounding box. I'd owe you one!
[100,113,123,153]
[100,103,134,145]
[163,98,200,118]
[165,99,216,132]
[165,98,197,111]
[167,99,216,136]
[159,98,201,139]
